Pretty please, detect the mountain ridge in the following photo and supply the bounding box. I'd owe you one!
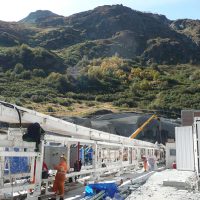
[0,5,199,69]
[19,10,60,24]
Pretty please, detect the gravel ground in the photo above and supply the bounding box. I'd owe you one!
[126,169,200,200]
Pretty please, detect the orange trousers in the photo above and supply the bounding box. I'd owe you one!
[144,160,148,171]
[53,173,65,196]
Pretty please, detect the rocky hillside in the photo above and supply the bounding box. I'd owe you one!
[0,4,200,125]
[20,10,60,24]
[0,4,200,71]
[171,19,200,45]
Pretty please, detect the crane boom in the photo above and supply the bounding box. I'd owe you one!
[129,114,159,139]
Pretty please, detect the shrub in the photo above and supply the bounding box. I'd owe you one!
[15,99,23,106]
[33,69,46,77]
[113,98,137,107]
[95,94,117,102]
[47,106,54,112]
[67,106,74,111]
[19,70,32,79]
[65,92,95,100]
[189,70,200,81]
[21,91,32,98]
[56,98,73,106]
[46,72,71,93]
[31,95,45,103]
[85,102,96,106]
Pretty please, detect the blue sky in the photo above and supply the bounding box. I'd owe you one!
[0,0,199,22]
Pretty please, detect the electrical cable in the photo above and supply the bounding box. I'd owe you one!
[0,101,22,128]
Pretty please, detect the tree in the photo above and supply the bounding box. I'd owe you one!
[46,72,71,93]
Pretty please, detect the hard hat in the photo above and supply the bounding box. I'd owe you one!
[60,154,67,161]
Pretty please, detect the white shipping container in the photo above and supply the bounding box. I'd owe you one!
[175,126,194,171]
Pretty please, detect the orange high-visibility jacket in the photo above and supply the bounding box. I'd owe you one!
[53,161,68,195]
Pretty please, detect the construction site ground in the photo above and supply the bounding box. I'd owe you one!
[57,168,163,200]
[41,169,152,200]
[10,169,199,200]
[126,169,200,200]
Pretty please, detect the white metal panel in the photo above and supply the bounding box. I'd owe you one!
[197,121,200,173]
[175,126,194,171]
[194,118,200,174]
[166,142,176,168]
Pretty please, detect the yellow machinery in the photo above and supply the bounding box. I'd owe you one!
[129,114,160,139]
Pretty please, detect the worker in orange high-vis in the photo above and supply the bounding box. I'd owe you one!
[50,155,68,200]
[143,157,148,172]
[141,155,148,172]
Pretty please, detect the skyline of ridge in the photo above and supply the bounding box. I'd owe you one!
[0,0,199,22]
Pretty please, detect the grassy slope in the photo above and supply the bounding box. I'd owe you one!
[1,60,200,118]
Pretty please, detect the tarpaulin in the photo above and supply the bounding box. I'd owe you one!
[85,182,118,198]
[4,148,29,174]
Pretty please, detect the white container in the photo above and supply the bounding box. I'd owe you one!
[175,126,194,171]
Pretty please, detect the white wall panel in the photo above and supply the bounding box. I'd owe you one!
[175,126,194,171]
[195,120,200,174]
[166,142,176,168]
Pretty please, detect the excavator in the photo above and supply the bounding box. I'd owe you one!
[129,114,161,141]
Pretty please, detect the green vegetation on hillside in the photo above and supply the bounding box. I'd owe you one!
[0,44,64,72]
[1,56,200,118]
[0,5,200,117]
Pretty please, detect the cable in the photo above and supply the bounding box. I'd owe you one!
[0,101,22,128]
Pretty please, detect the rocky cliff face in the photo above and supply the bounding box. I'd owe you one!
[170,19,200,45]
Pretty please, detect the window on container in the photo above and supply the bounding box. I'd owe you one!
[141,148,145,154]
[170,149,176,156]
[123,148,128,161]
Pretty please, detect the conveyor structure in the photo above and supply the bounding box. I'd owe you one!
[0,101,161,199]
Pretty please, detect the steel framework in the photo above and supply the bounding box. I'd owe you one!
[0,101,160,199]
